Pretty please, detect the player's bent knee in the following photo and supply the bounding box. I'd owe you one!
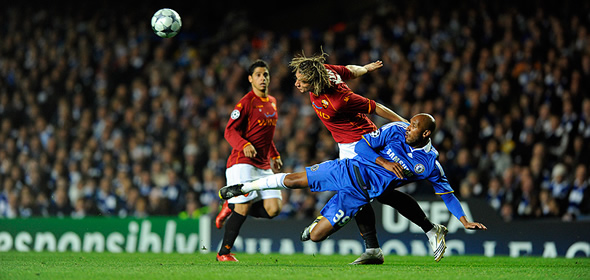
[309,225,331,242]
[309,231,327,242]
[265,207,281,218]
[232,203,251,216]
[263,199,282,218]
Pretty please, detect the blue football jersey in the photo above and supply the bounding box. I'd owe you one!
[354,121,455,198]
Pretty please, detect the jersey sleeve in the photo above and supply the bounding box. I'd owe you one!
[325,64,354,81]
[356,122,399,162]
[427,160,455,195]
[224,101,250,151]
[340,92,377,115]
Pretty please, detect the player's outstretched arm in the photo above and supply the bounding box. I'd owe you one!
[440,193,488,230]
[346,60,383,78]
[375,103,408,123]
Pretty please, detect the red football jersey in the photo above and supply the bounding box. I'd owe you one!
[308,64,377,143]
[225,91,280,169]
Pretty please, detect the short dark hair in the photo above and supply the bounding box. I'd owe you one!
[248,60,269,76]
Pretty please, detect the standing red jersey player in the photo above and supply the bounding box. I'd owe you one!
[215,60,283,262]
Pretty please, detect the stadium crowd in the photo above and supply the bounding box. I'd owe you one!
[0,1,589,222]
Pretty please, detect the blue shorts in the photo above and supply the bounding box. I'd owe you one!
[305,159,370,230]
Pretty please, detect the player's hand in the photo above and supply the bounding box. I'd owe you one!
[243,144,257,158]
[464,222,487,230]
[382,161,405,178]
[271,157,283,173]
[364,60,383,72]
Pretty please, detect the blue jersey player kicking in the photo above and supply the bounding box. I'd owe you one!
[219,113,488,261]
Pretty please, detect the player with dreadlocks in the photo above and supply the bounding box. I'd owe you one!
[287,50,449,264]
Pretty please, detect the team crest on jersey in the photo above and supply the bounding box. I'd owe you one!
[369,129,381,138]
[310,164,319,171]
[321,99,329,108]
[231,109,240,120]
[414,163,425,174]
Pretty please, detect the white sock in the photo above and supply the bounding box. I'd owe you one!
[242,173,287,192]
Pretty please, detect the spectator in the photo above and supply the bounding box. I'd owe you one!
[486,176,505,212]
[478,138,511,184]
[544,163,572,214]
[95,177,119,216]
[537,189,560,218]
[48,185,73,217]
[563,164,590,221]
[513,168,539,219]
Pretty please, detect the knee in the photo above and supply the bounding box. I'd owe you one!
[309,231,327,242]
[264,203,282,218]
[232,203,250,216]
[265,206,281,218]
[309,221,330,242]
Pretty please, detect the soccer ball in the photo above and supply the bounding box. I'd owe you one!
[151,8,182,38]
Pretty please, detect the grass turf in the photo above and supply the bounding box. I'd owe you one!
[1,252,588,280]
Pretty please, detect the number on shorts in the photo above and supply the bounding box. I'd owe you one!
[333,210,351,226]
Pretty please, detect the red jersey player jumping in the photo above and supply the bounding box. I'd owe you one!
[216,60,283,262]
[289,51,449,263]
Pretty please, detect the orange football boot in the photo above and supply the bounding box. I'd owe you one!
[216,253,238,262]
[216,200,232,229]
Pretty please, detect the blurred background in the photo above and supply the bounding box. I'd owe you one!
[1,0,589,231]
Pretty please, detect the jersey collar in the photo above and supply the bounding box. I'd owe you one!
[409,138,432,153]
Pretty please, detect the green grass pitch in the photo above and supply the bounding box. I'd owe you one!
[1,252,588,280]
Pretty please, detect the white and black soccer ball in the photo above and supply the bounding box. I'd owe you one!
[151,8,182,38]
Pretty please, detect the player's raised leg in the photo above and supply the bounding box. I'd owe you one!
[219,172,309,199]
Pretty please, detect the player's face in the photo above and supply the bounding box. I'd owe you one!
[404,116,425,146]
[294,70,312,93]
[249,67,270,94]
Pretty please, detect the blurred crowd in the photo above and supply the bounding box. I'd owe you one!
[0,1,589,222]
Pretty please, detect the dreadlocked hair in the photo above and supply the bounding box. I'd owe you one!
[289,50,332,95]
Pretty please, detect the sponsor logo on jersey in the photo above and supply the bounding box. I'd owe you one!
[312,102,323,109]
[264,112,276,118]
[414,163,425,174]
[231,109,240,120]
